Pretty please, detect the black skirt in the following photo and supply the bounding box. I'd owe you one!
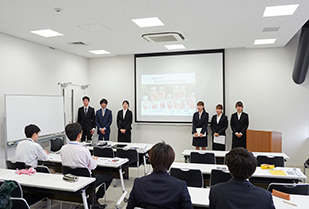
[118,130,131,142]
[212,135,226,151]
[232,134,246,149]
[192,136,207,147]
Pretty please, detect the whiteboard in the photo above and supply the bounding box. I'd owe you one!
[5,94,65,142]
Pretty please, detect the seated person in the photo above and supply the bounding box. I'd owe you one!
[60,123,113,208]
[126,141,193,209]
[209,147,275,209]
[15,124,49,167]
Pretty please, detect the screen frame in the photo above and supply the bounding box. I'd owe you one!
[134,49,225,123]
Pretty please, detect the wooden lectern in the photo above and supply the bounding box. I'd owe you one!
[246,129,282,152]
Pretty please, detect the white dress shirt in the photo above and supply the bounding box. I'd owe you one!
[217,113,222,124]
[15,138,50,167]
[123,109,127,119]
[60,141,97,173]
[237,112,242,120]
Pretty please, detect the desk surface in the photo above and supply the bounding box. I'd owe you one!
[182,149,290,160]
[188,187,309,208]
[0,168,95,192]
[48,153,129,168]
[85,141,154,154]
[171,162,306,180]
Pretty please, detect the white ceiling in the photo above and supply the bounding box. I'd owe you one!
[0,0,308,58]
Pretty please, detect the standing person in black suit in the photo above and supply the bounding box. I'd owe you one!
[117,100,132,142]
[192,101,209,150]
[209,147,275,209]
[230,101,249,149]
[126,141,193,209]
[95,98,112,141]
[77,96,96,142]
[210,104,228,151]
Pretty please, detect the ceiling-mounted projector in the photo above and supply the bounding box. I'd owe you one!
[142,32,185,43]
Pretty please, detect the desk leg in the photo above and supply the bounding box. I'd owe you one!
[119,167,126,192]
[81,189,89,209]
[47,198,51,209]
[115,167,128,209]
[143,155,147,175]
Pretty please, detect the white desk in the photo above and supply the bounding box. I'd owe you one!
[188,187,309,208]
[171,162,306,181]
[182,149,290,160]
[46,153,128,208]
[87,141,154,175]
[0,168,95,209]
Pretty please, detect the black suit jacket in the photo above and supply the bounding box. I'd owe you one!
[126,172,193,209]
[77,106,96,131]
[117,109,132,131]
[230,112,249,135]
[210,114,228,135]
[192,110,209,135]
[209,178,275,209]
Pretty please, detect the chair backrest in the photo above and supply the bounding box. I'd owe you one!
[0,180,23,198]
[35,165,50,173]
[11,198,30,209]
[257,156,284,167]
[210,169,232,186]
[267,183,309,195]
[116,149,139,166]
[190,152,216,164]
[6,160,26,170]
[62,165,91,177]
[50,138,64,152]
[94,147,114,158]
[170,168,203,188]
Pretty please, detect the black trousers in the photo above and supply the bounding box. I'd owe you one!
[81,127,92,142]
[93,173,113,200]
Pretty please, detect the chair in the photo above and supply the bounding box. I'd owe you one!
[116,149,140,176]
[210,169,232,186]
[170,168,203,188]
[190,152,216,164]
[6,160,26,170]
[0,180,23,198]
[50,138,64,152]
[11,198,30,209]
[35,165,50,173]
[94,147,114,158]
[267,183,309,195]
[257,156,284,167]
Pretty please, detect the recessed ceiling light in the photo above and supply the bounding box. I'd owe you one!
[254,39,277,45]
[132,17,164,28]
[263,4,299,17]
[31,29,63,37]
[89,50,110,55]
[165,44,186,50]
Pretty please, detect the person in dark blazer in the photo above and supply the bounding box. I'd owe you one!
[95,98,112,141]
[210,104,228,151]
[117,100,132,142]
[230,101,249,149]
[77,96,96,142]
[127,142,193,209]
[192,101,209,150]
[209,147,275,209]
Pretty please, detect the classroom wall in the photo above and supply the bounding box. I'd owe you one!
[88,33,309,167]
[0,32,89,168]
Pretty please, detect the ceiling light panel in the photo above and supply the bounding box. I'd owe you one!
[263,4,299,17]
[254,39,277,45]
[31,29,63,37]
[132,17,164,28]
[89,50,110,55]
[165,44,185,50]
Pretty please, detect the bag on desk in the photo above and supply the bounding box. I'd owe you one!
[63,174,79,182]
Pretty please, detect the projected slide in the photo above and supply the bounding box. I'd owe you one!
[141,73,196,116]
[135,51,224,123]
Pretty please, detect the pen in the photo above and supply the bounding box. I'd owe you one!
[283,200,297,207]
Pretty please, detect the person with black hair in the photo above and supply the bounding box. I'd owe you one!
[15,124,49,167]
[192,101,209,150]
[127,141,193,209]
[210,104,228,151]
[60,123,113,208]
[230,101,249,148]
[95,98,112,141]
[117,100,132,142]
[209,147,275,209]
[77,96,96,142]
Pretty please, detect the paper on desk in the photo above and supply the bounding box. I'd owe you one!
[193,128,206,137]
[269,170,287,176]
[214,135,225,145]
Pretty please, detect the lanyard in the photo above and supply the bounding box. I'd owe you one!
[69,142,80,145]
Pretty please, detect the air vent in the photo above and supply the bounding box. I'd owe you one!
[142,32,185,43]
[68,41,88,47]
[263,27,280,32]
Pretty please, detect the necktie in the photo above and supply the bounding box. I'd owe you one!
[102,109,105,117]
[84,108,88,116]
